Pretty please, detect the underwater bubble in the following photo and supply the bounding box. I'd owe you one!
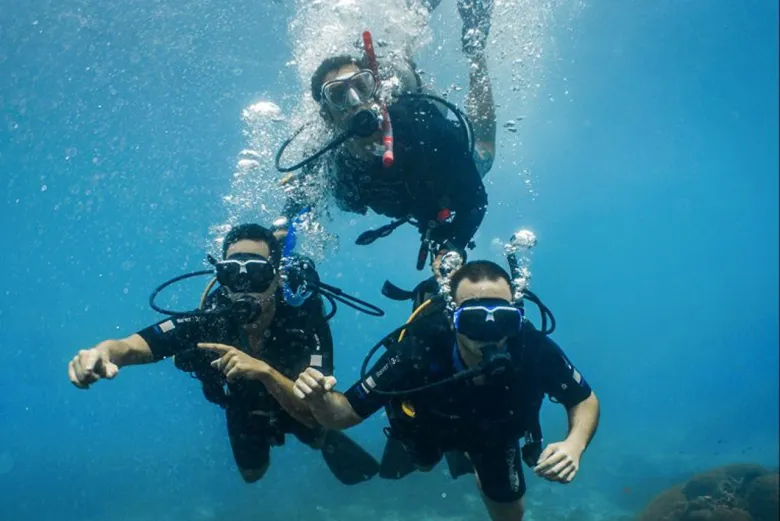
[510,229,537,250]
[242,101,284,123]
[490,237,505,254]
[236,158,260,172]
[238,149,263,161]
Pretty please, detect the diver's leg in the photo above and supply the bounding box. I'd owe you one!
[226,409,272,483]
[468,440,527,521]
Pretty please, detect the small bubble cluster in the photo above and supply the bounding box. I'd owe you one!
[504,228,537,301]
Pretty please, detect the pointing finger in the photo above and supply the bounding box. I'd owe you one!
[197,343,234,354]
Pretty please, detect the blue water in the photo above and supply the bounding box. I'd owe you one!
[1,1,777,520]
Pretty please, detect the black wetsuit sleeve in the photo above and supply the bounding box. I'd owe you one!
[136,314,229,362]
[428,160,488,250]
[343,345,419,419]
[529,329,592,408]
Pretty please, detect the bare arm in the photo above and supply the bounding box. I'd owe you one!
[96,334,154,367]
[257,367,318,429]
[465,54,496,176]
[293,368,365,430]
[564,392,600,453]
[68,334,154,389]
[309,391,364,430]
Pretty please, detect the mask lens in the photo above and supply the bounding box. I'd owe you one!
[323,81,349,108]
[351,70,377,100]
[322,70,377,109]
[454,301,523,342]
[216,257,276,293]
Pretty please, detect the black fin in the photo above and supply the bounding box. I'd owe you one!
[381,280,415,301]
[379,437,418,479]
[320,430,379,485]
[444,451,474,479]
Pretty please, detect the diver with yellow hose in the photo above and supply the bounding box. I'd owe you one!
[67,223,383,487]
[294,245,601,521]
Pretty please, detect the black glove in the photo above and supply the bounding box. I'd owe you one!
[457,0,494,56]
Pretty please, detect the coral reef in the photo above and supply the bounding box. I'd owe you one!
[745,473,779,521]
[638,464,779,521]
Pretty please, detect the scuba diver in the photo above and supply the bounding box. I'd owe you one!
[293,257,600,521]
[275,0,496,271]
[67,223,382,486]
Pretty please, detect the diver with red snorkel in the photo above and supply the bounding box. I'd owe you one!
[275,0,496,274]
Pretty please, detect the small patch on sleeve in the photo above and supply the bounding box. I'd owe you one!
[309,354,323,367]
[158,320,175,333]
[360,376,377,395]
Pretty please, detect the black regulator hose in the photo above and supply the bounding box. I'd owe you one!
[275,124,352,173]
[149,270,214,316]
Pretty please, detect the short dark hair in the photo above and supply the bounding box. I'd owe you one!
[310,55,367,103]
[222,223,282,266]
[450,260,512,297]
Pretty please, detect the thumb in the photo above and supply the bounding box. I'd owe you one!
[102,360,120,379]
[323,375,338,391]
[94,354,119,379]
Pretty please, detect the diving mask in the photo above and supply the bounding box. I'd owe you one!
[453,298,524,342]
[321,69,378,110]
[209,252,277,294]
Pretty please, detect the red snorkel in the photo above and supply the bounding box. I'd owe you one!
[362,30,395,168]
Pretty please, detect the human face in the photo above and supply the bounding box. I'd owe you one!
[453,277,514,358]
[223,239,280,305]
[321,64,378,131]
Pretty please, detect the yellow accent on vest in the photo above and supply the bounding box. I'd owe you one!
[199,277,218,310]
[401,401,416,418]
[398,298,433,342]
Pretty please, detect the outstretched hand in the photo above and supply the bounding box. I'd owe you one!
[533,440,583,484]
[68,348,119,389]
[293,367,337,403]
[198,343,270,382]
